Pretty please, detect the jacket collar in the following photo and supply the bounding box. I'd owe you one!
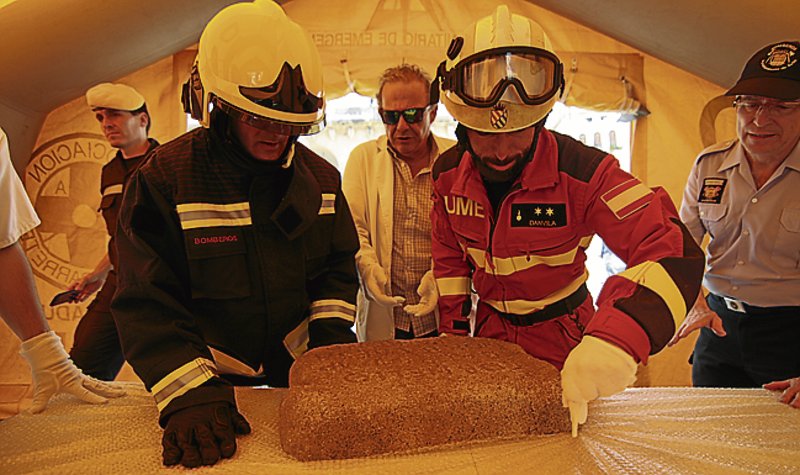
[270,145,322,241]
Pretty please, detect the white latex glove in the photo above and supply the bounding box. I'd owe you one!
[560,335,637,437]
[403,270,439,317]
[363,264,405,308]
[19,331,126,413]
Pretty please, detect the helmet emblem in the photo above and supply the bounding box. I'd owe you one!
[761,43,797,71]
[490,103,508,129]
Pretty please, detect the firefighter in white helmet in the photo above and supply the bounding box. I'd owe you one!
[430,5,703,436]
[112,1,359,467]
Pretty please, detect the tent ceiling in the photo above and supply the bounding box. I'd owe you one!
[0,0,797,119]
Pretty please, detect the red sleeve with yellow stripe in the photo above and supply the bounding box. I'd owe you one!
[431,182,473,335]
[583,158,704,363]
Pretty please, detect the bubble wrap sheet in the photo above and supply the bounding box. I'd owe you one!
[1,382,798,474]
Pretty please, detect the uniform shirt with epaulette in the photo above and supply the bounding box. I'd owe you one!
[680,138,800,307]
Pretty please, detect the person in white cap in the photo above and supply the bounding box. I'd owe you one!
[430,5,703,436]
[0,126,125,413]
[671,40,800,408]
[65,82,159,381]
[111,1,358,467]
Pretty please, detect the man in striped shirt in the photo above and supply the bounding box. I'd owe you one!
[344,64,455,341]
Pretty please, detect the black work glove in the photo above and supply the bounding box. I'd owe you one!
[161,401,251,468]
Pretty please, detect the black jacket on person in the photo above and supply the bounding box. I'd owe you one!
[112,127,358,423]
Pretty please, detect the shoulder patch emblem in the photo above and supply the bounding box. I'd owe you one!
[601,179,653,220]
[699,178,727,204]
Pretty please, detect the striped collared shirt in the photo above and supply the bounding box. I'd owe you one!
[389,142,438,336]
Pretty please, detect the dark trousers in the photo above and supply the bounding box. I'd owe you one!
[70,274,125,381]
[691,294,800,388]
[394,328,438,340]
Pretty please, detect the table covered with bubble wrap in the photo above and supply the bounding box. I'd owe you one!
[1,382,798,474]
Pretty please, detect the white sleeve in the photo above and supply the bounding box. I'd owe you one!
[0,128,41,249]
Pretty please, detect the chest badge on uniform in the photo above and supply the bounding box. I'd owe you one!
[511,203,567,228]
[699,178,727,204]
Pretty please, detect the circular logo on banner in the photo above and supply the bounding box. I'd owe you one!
[22,133,116,288]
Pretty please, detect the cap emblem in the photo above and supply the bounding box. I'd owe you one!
[761,43,797,72]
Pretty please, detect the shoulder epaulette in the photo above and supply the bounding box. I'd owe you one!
[552,131,607,183]
[295,143,340,192]
[696,139,736,163]
[432,144,465,180]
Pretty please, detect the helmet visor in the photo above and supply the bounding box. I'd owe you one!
[239,61,323,115]
[455,47,561,107]
[213,95,323,136]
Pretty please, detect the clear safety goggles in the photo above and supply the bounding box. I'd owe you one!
[440,46,563,107]
[212,95,323,136]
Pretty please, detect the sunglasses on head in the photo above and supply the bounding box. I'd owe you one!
[378,105,431,125]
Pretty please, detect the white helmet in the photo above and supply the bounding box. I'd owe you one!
[182,0,325,135]
[434,5,563,133]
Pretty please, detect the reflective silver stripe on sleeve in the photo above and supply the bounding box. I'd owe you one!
[319,193,336,215]
[102,184,123,197]
[309,299,356,322]
[152,358,217,413]
[283,317,309,360]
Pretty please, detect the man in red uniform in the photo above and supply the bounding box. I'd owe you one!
[430,6,704,436]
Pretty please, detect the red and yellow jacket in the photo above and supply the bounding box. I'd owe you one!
[431,129,703,363]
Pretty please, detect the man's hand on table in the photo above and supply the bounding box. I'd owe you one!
[561,336,637,437]
[162,402,252,468]
[763,377,800,408]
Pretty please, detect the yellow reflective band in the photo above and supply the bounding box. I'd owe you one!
[618,261,687,328]
[466,235,592,276]
[319,193,336,215]
[436,276,471,296]
[602,181,653,220]
[102,184,123,197]
[152,358,217,413]
[177,202,250,213]
[309,299,356,322]
[180,217,252,230]
[284,317,309,360]
[484,271,588,314]
[176,202,252,230]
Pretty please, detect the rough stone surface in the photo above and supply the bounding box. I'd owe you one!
[279,337,570,461]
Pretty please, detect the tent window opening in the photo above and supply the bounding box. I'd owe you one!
[546,102,631,298]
